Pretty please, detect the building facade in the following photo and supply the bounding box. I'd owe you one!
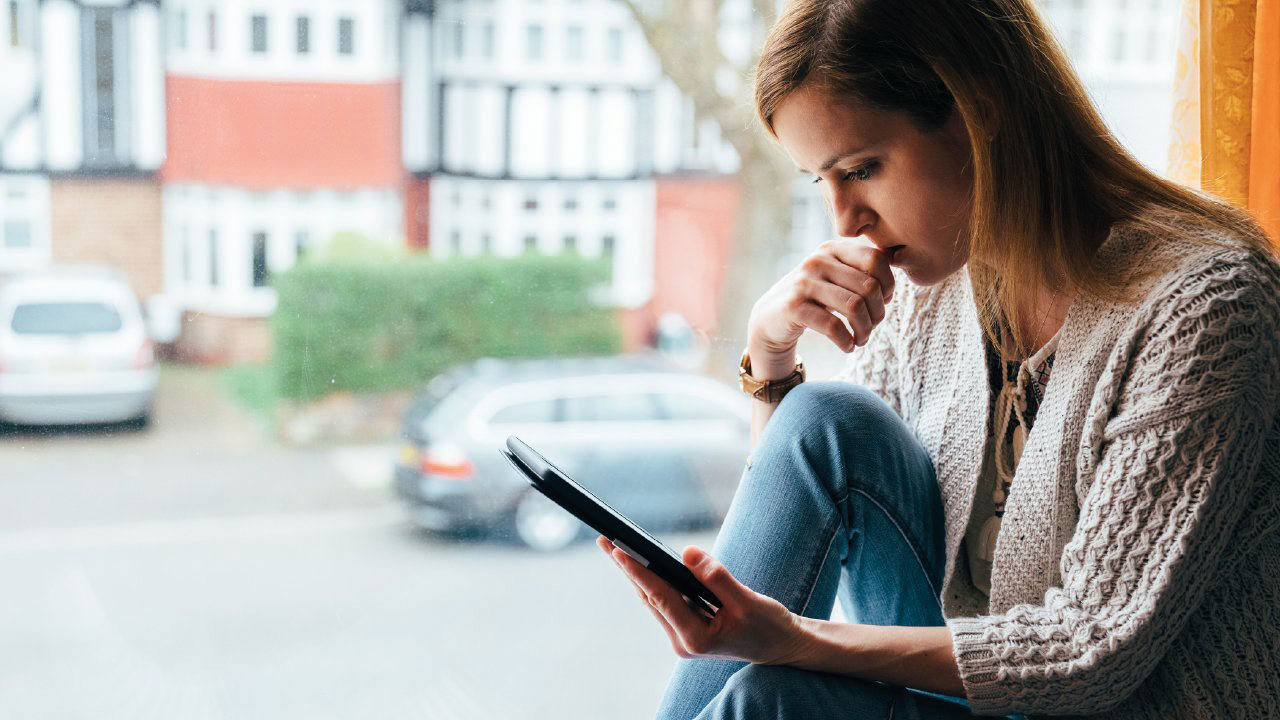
[0,0,165,296]
[1,0,1181,365]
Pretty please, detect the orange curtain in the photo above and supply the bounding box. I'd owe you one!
[1168,0,1280,242]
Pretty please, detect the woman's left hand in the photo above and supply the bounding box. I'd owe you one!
[595,535,812,666]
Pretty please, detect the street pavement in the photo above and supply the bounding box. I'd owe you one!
[0,367,720,719]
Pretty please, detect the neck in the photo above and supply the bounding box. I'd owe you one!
[1017,282,1074,353]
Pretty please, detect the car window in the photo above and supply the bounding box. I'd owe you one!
[563,391,660,422]
[654,392,738,422]
[490,397,561,424]
[9,301,124,335]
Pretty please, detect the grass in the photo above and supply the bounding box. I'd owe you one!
[219,364,278,429]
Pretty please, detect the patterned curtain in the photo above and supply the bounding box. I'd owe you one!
[1168,0,1280,242]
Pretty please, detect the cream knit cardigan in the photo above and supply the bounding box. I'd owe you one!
[833,214,1280,719]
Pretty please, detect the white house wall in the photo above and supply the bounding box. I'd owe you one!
[131,2,166,169]
[428,176,654,308]
[40,0,83,171]
[164,184,402,317]
[163,0,401,83]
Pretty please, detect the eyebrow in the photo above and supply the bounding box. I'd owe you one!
[795,147,868,174]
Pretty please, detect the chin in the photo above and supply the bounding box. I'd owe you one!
[901,265,946,286]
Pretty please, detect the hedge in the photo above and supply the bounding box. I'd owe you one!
[272,253,621,400]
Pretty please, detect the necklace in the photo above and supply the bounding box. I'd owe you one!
[975,285,1061,566]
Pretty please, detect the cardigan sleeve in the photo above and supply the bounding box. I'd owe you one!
[946,257,1280,715]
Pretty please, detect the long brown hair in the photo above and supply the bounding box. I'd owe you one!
[754,0,1272,355]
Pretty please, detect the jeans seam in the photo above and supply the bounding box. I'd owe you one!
[799,510,842,616]
[843,487,944,611]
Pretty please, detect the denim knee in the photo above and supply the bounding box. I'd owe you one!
[703,664,814,718]
[771,382,899,440]
[755,382,902,495]
[702,664,893,719]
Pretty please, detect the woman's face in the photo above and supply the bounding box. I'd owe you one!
[772,83,975,286]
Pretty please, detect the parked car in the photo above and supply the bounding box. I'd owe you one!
[394,355,752,550]
[0,266,157,427]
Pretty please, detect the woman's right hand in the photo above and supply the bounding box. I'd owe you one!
[746,240,895,378]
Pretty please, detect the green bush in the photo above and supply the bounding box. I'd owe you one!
[272,253,621,400]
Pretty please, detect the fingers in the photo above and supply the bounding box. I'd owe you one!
[797,275,878,348]
[821,240,895,303]
[792,300,857,352]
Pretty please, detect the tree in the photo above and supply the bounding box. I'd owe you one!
[621,0,796,369]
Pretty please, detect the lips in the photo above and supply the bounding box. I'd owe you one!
[886,245,906,264]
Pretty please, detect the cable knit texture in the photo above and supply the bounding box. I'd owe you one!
[832,211,1280,719]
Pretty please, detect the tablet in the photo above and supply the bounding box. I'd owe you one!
[501,435,722,617]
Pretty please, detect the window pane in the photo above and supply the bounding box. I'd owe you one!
[10,302,123,335]
[337,17,354,55]
[3,219,31,248]
[250,14,267,53]
[490,399,559,424]
[563,393,660,422]
[295,16,309,54]
[251,231,269,287]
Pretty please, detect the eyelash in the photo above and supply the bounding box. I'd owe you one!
[811,161,880,184]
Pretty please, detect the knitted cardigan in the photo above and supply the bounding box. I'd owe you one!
[832,213,1280,719]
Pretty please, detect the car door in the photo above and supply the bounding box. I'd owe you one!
[559,383,704,532]
[652,387,751,522]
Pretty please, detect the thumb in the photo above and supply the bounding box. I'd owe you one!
[682,546,749,602]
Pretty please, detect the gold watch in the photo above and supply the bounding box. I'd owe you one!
[738,349,805,403]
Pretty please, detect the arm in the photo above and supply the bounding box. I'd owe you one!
[787,619,964,696]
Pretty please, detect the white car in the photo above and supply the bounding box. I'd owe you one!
[0,267,157,426]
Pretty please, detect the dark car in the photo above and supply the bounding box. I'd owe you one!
[394,355,751,550]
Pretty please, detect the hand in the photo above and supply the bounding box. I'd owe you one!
[596,535,812,666]
[746,241,894,377]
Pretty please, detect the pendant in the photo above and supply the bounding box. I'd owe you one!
[977,515,1001,562]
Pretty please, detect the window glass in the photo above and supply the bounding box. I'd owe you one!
[337,16,354,55]
[295,16,309,54]
[3,219,31,248]
[563,391,661,422]
[8,0,20,48]
[489,398,560,424]
[526,23,542,60]
[251,231,269,287]
[251,14,267,53]
[10,302,123,335]
[6,1,1188,717]
[655,393,737,422]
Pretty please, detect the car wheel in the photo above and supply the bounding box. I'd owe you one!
[513,490,580,551]
[127,411,152,431]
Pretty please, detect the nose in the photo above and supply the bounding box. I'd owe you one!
[824,184,876,238]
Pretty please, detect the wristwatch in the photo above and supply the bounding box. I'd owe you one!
[738,349,805,404]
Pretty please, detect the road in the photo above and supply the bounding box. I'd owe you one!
[0,368,718,719]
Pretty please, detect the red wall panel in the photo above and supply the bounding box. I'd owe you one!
[163,76,402,189]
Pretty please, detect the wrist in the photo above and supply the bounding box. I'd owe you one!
[744,342,799,381]
[768,613,824,667]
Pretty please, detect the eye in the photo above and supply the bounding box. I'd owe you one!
[809,161,880,184]
[843,161,880,182]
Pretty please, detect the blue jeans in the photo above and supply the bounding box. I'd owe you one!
[654,383,1022,720]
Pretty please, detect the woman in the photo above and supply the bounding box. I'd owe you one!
[598,0,1280,718]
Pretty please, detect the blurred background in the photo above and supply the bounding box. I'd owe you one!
[0,0,1190,717]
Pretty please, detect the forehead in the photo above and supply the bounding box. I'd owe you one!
[772,85,899,170]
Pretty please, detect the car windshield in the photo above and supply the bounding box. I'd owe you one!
[9,301,124,335]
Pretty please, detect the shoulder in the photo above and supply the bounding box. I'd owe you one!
[1102,210,1280,419]
[1103,207,1280,309]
